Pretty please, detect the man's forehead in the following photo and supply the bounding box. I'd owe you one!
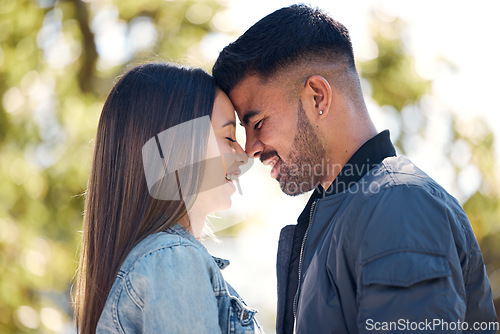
[229,74,282,114]
[229,75,263,100]
[228,75,262,117]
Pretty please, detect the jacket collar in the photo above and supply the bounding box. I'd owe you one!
[167,223,230,270]
[297,130,396,225]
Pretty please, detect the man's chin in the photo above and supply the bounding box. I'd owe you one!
[278,177,316,196]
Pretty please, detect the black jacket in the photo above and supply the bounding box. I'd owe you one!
[276,156,497,333]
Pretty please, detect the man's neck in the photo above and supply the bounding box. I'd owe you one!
[321,128,378,190]
[321,129,395,194]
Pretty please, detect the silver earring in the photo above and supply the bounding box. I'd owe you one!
[319,110,323,115]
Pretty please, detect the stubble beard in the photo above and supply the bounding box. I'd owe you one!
[278,101,326,196]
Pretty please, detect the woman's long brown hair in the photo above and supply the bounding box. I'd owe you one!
[74,63,216,333]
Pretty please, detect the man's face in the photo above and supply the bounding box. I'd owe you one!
[229,75,325,196]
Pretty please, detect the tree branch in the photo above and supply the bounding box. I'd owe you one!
[70,0,98,94]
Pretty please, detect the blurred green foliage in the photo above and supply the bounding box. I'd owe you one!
[0,1,499,332]
[360,19,430,112]
[0,0,224,332]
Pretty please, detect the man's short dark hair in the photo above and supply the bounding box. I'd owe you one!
[212,4,356,94]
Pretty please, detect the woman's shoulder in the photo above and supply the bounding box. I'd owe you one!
[119,229,213,276]
[98,229,229,333]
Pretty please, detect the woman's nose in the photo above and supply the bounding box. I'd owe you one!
[235,142,249,165]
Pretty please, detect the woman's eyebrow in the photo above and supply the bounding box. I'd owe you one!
[221,120,236,128]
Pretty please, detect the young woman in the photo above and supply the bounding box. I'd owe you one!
[74,63,263,333]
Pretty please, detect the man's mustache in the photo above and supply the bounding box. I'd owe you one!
[260,150,280,163]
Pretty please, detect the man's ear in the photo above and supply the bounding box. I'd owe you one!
[300,75,332,121]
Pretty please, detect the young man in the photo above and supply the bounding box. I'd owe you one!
[213,4,497,334]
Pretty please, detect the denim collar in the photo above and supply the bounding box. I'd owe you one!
[166,223,230,270]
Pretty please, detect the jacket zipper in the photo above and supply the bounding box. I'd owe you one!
[293,199,317,321]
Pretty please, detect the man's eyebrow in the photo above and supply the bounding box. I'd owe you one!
[241,111,259,126]
[221,121,236,128]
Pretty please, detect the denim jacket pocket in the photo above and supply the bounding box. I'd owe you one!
[228,296,261,333]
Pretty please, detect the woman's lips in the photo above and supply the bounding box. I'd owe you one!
[226,179,236,192]
[225,173,240,192]
[225,173,239,182]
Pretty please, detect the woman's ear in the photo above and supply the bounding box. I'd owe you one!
[300,75,333,121]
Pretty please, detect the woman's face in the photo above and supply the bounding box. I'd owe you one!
[191,90,248,223]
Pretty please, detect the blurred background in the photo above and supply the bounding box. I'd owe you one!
[0,0,499,332]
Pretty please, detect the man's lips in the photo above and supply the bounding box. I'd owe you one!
[262,156,280,179]
[262,156,279,167]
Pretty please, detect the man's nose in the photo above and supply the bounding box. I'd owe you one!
[245,130,264,158]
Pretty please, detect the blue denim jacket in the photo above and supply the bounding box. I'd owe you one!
[97,223,263,333]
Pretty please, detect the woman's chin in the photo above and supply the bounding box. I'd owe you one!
[211,196,232,214]
[203,182,236,214]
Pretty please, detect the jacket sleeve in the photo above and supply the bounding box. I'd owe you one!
[118,245,222,334]
[454,208,498,325]
[351,185,479,333]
